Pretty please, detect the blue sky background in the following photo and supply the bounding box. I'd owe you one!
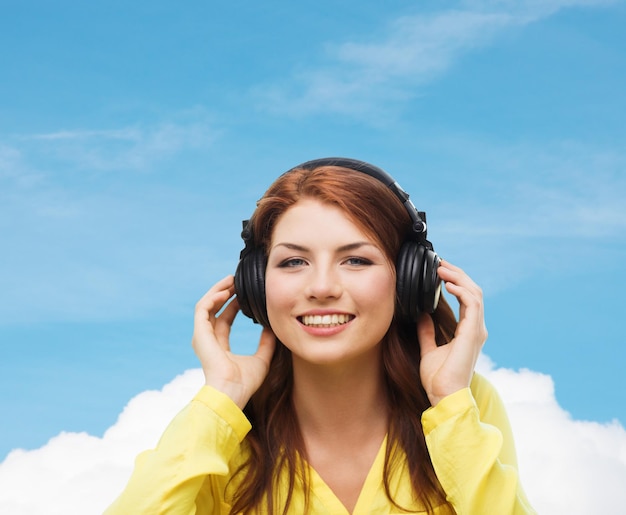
[1,0,625,461]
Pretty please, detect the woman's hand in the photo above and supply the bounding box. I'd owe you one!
[417,260,487,407]
[192,275,276,409]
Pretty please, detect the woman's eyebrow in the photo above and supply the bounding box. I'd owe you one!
[336,241,377,252]
[271,241,376,252]
[272,242,309,252]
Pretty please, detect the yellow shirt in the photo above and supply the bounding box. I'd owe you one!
[104,374,535,514]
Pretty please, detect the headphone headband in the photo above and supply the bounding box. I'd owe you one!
[293,157,431,247]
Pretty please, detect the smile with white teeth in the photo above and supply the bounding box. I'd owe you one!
[300,314,354,327]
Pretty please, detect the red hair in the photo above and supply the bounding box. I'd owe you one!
[230,166,456,514]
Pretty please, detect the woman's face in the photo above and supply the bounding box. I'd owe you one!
[265,198,396,367]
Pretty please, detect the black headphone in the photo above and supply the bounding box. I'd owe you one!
[234,157,442,327]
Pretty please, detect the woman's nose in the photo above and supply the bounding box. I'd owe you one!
[304,266,343,299]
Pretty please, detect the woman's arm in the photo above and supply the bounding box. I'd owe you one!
[103,385,251,515]
[105,276,275,514]
[418,262,535,513]
[422,373,536,514]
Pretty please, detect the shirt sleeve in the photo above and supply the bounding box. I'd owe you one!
[422,373,536,515]
[103,385,251,515]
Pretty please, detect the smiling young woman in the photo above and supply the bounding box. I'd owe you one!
[265,198,396,368]
[104,159,536,514]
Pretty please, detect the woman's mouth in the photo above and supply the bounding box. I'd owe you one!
[298,314,355,328]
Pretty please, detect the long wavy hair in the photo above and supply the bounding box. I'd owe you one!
[230,165,456,514]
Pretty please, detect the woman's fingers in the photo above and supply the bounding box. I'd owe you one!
[195,276,235,318]
[417,313,437,357]
[438,261,487,345]
[193,275,237,351]
[438,260,482,300]
[214,296,240,344]
[255,327,277,366]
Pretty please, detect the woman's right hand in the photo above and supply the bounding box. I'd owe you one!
[192,275,276,409]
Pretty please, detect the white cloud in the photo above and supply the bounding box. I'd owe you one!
[0,369,205,515]
[1,361,624,514]
[476,355,626,513]
[254,0,618,118]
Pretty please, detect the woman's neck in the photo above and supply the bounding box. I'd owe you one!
[290,350,389,513]
[291,351,389,440]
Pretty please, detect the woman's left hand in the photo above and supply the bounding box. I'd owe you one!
[417,260,488,407]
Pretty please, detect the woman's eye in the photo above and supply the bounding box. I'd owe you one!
[278,258,307,268]
[345,257,373,266]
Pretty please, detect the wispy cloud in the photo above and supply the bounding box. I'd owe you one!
[0,143,46,188]
[254,0,618,118]
[254,10,510,119]
[0,114,228,325]
[25,128,142,142]
[416,136,626,293]
[434,139,626,239]
[0,360,624,514]
[461,0,618,20]
[14,111,219,173]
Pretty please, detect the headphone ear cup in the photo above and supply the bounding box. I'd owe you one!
[419,251,442,315]
[396,241,441,321]
[396,241,424,321]
[234,248,269,327]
